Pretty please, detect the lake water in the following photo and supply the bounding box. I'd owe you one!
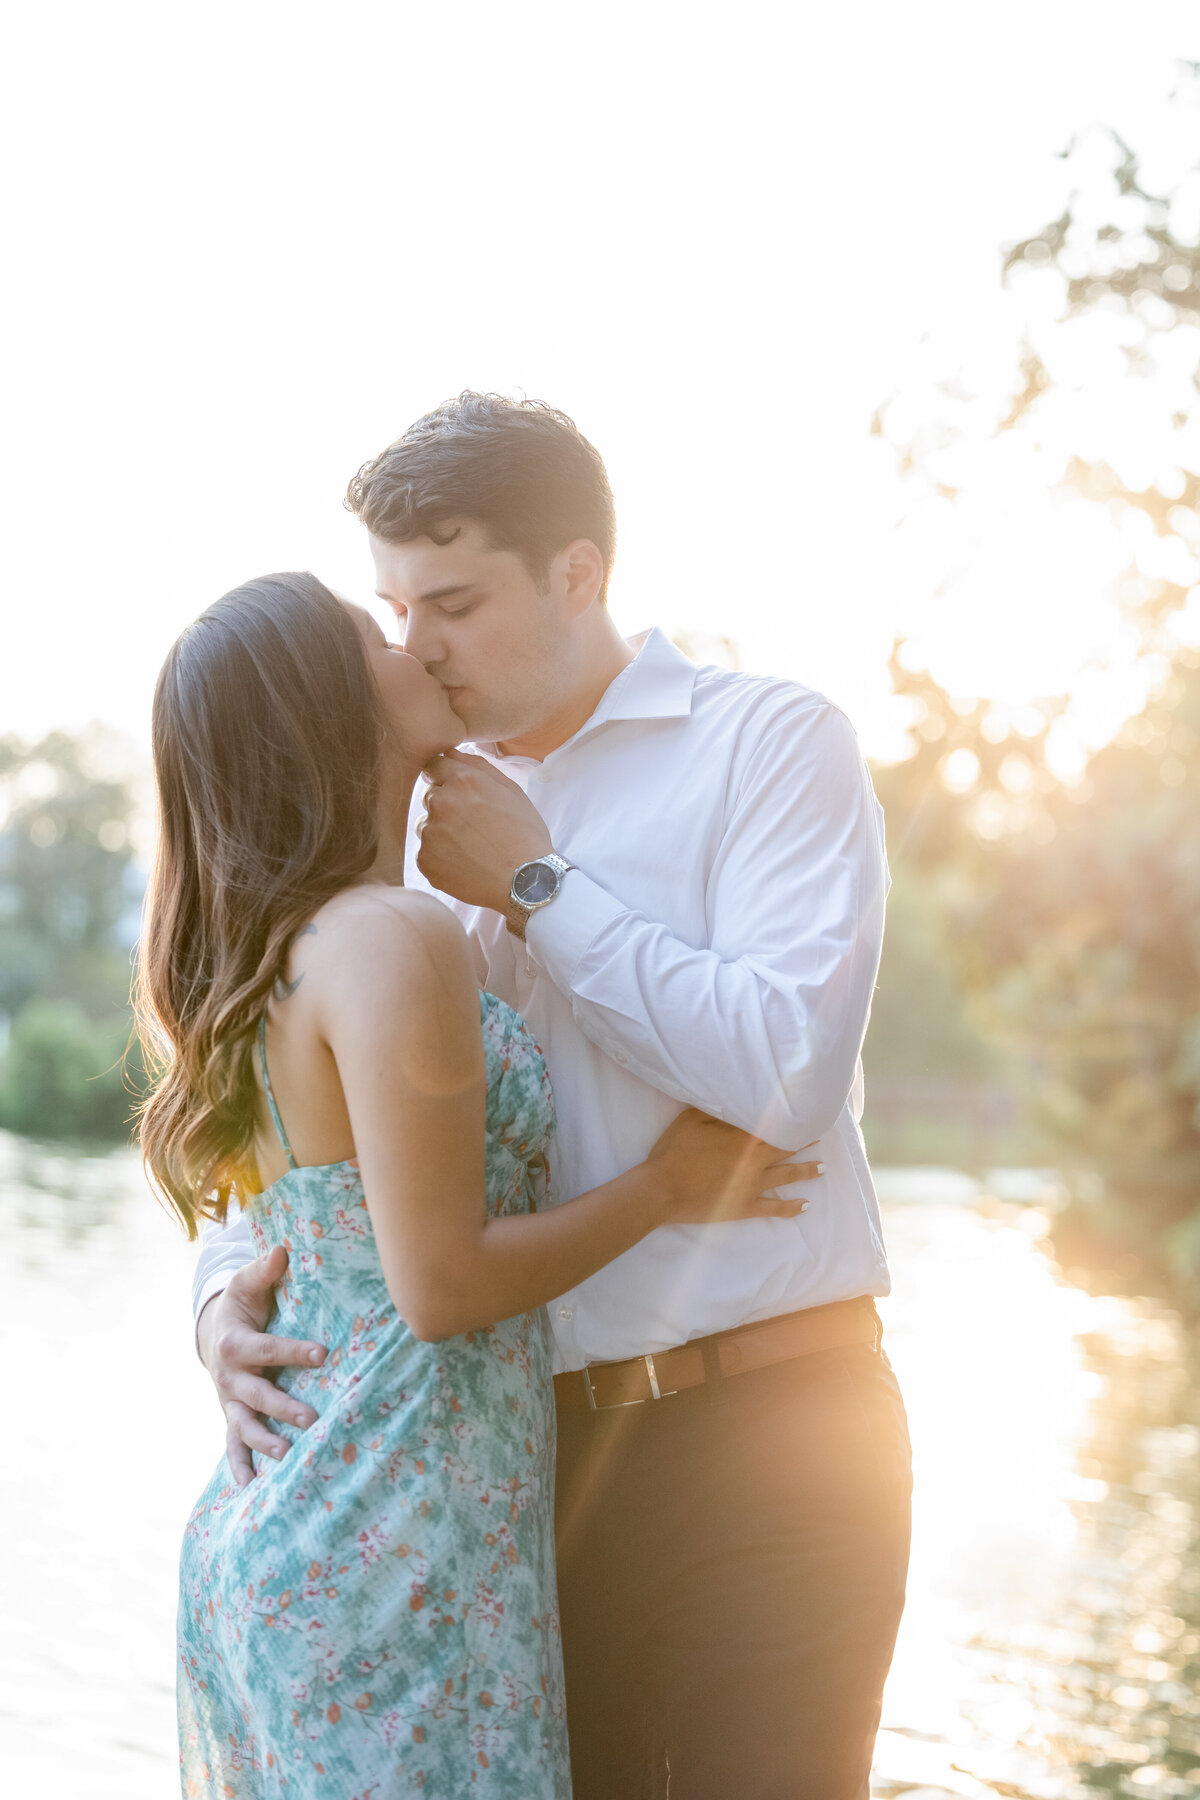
[2,1133,1199,1799]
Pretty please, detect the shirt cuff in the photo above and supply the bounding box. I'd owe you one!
[525,867,626,987]
[193,1271,232,1360]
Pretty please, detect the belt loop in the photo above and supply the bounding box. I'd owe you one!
[701,1335,725,1405]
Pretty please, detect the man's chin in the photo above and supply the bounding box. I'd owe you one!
[442,689,477,737]
[448,705,496,745]
[445,695,524,746]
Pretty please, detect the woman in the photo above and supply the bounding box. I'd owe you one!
[139,573,812,1799]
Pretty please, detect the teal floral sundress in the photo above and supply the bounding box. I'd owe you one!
[177,992,571,1799]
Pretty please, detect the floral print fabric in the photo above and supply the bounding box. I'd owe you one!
[178,992,570,1798]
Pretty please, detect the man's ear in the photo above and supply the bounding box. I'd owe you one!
[554,539,606,617]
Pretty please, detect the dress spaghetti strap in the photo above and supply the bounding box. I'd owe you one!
[257,1016,298,1171]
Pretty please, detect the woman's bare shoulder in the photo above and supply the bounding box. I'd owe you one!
[303,889,480,1076]
[317,884,462,934]
[304,886,473,994]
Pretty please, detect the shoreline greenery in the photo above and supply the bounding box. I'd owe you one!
[0,730,145,1142]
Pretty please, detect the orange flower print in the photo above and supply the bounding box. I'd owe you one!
[176,992,568,1797]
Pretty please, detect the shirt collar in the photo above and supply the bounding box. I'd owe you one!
[584,627,698,728]
[476,627,698,764]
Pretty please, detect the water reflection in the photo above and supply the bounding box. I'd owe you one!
[0,1127,148,1248]
[2,1134,1198,1798]
[874,1175,1200,1800]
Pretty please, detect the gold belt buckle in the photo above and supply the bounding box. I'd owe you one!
[582,1353,673,1411]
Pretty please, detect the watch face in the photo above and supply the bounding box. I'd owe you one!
[513,860,559,905]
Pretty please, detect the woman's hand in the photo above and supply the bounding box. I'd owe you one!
[645,1108,820,1227]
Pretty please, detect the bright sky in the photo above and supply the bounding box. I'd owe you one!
[3,1,1198,766]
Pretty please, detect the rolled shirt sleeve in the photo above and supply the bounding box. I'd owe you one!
[191,1201,256,1337]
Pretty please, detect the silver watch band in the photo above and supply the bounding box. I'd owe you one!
[505,854,574,940]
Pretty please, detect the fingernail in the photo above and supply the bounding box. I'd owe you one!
[309,1348,324,1364]
[799,1201,811,1212]
[815,1163,825,1175]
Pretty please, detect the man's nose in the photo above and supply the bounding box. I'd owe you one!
[398,610,444,668]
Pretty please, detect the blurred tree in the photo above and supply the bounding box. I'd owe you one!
[0,730,139,1011]
[1001,84,1200,667]
[0,730,144,1140]
[972,648,1200,1275]
[869,74,1200,1287]
[0,999,135,1139]
[980,95,1200,1252]
[863,644,1057,1167]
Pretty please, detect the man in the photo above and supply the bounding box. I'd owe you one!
[194,393,911,1798]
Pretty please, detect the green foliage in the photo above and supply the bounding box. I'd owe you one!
[862,647,1058,1169]
[864,874,999,1087]
[865,85,1200,1295]
[0,729,139,1016]
[977,116,1200,1250]
[0,999,140,1140]
[972,653,1200,1214]
[865,630,1200,1249]
[0,730,144,1142]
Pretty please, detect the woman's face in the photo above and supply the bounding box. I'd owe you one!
[347,605,464,764]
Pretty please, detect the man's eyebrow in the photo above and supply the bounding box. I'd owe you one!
[375,582,478,606]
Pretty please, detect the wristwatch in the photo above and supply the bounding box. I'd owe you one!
[505,853,575,940]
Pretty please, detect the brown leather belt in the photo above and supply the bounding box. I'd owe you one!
[553,1296,882,1413]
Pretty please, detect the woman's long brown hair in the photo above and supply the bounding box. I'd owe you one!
[136,573,383,1236]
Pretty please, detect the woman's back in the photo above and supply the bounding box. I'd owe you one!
[177,987,570,1799]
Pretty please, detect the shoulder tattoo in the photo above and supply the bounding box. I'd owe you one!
[273,923,317,1001]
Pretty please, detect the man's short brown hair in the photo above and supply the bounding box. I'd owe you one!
[345,392,617,599]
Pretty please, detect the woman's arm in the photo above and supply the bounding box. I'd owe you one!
[322,892,802,1341]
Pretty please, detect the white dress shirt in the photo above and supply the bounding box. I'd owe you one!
[193,628,891,1372]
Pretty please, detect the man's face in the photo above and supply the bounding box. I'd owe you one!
[370,522,573,745]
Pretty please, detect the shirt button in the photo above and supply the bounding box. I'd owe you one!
[557,1307,574,1321]
[613,1049,628,1067]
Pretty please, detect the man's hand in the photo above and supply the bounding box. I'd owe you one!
[196,1245,326,1489]
[417,749,553,913]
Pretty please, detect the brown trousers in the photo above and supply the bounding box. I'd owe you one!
[553,1333,912,1799]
